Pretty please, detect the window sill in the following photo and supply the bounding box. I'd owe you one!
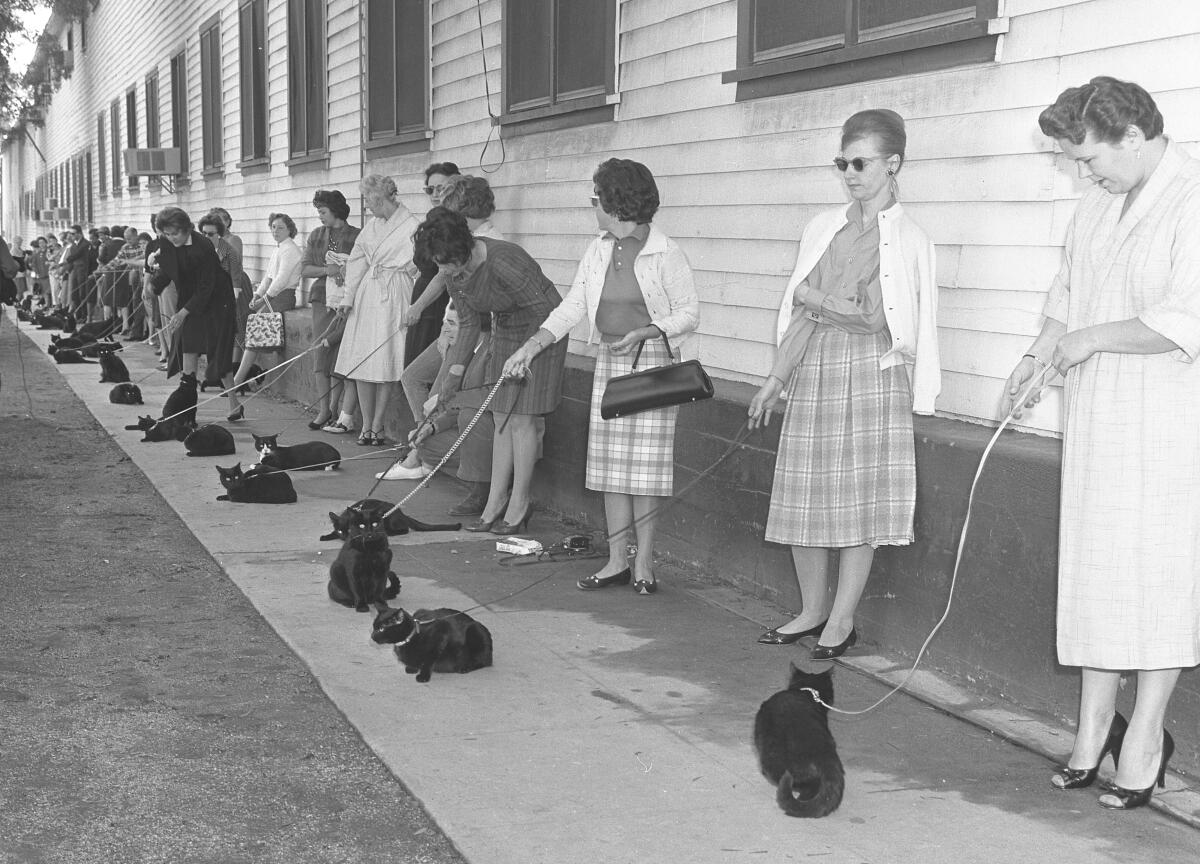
[201,167,225,179]
[237,156,270,174]
[499,93,617,137]
[722,19,1000,101]
[286,151,330,173]
[363,130,432,160]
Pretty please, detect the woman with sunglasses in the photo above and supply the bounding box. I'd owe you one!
[403,162,461,369]
[748,109,941,659]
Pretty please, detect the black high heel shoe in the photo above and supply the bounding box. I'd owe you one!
[810,627,857,660]
[577,569,631,591]
[226,405,244,422]
[1050,711,1127,790]
[1098,729,1174,810]
[757,619,829,645]
[491,507,532,535]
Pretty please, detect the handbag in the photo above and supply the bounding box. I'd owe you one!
[244,295,285,350]
[600,333,713,420]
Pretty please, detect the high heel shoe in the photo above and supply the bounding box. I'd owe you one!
[1098,729,1174,810]
[1050,711,1127,790]
[226,405,244,422]
[463,516,500,533]
[757,619,829,645]
[810,627,857,660]
[491,508,532,535]
[577,568,631,591]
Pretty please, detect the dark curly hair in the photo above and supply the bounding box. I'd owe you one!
[424,162,461,182]
[441,175,496,220]
[312,189,351,221]
[155,207,194,234]
[414,207,474,266]
[1039,76,1163,145]
[593,159,659,224]
[197,213,226,236]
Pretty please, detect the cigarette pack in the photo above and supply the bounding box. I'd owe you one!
[496,537,543,556]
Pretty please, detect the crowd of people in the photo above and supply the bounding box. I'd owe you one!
[3,74,1197,814]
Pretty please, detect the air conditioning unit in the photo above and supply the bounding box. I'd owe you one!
[46,197,59,208]
[38,210,56,222]
[123,147,182,176]
[54,208,71,220]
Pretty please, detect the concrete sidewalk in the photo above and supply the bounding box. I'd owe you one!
[11,309,1199,864]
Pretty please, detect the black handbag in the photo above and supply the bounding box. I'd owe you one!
[600,334,713,420]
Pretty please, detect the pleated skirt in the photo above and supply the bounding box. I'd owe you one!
[764,327,915,547]
[586,339,679,496]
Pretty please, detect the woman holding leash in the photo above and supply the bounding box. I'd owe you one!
[749,109,940,659]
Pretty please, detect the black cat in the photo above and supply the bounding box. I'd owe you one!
[184,424,236,456]
[253,433,341,472]
[161,375,199,427]
[753,663,845,818]
[371,607,493,683]
[36,310,75,332]
[215,463,297,504]
[319,498,461,541]
[48,334,84,353]
[81,340,121,358]
[109,383,144,405]
[97,346,131,383]
[53,349,94,364]
[327,503,399,612]
[75,316,120,343]
[125,414,195,443]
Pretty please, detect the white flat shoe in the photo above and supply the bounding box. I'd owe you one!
[375,463,431,481]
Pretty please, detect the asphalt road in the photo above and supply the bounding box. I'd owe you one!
[0,315,466,863]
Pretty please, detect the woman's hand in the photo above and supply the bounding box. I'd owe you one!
[502,344,537,380]
[1051,329,1097,376]
[401,307,423,327]
[1001,356,1055,419]
[608,326,658,356]
[324,262,341,277]
[408,417,437,447]
[748,377,785,429]
[335,304,352,319]
[166,310,189,332]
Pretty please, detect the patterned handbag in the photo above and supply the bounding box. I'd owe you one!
[244,295,285,350]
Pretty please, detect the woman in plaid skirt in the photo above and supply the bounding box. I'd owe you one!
[504,159,700,595]
[749,110,941,658]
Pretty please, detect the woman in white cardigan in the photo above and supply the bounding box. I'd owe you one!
[503,159,699,595]
[228,213,302,421]
[749,110,940,658]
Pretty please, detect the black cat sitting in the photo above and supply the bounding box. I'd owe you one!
[109,383,143,405]
[253,433,341,472]
[215,463,297,504]
[319,498,461,541]
[327,503,400,612]
[371,607,493,683]
[184,424,236,456]
[97,345,130,383]
[753,663,845,818]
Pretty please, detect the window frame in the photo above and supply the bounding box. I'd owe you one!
[145,70,162,190]
[722,0,1002,101]
[96,112,107,199]
[125,87,139,190]
[286,0,328,167]
[238,0,270,168]
[363,0,431,158]
[499,0,618,135]
[199,16,224,174]
[109,99,121,195]
[170,50,190,180]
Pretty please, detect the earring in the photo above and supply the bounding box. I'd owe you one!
[887,169,895,176]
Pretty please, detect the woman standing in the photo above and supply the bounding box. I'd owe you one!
[1004,77,1200,810]
[406,162,460,367]
[503,159,699,594]
[334,174,420,446]
[420,207,568,533]
[146,207,236,393]
[197,213,244,415]
[302,190,360,429]
[749,109,940,659]
[228,213,302,421]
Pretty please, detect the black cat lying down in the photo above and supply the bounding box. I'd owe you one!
[124,414,195,443]
[253,433,341,472]
[319,498,461,541]
[753,663,845,818]
[185,424,236,456]
[327,502,400,611]
[215,463,297,504]
[109,383,143,405]
[371,607,493,683]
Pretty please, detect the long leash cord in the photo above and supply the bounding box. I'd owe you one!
[809,365,1057,717]
[2,311,38,419]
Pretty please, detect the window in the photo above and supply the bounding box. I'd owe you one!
[96,112,107,197]
[502,0,616,131]
[170,51,189,176]
[239,0,269,164]
[146,71,162,189]
[287,0,326,162]
[110,100,120,194]
[723,0,1001,101]
[126,88,139,189]
[199,18,223,171]
[365,0,428,150]
[84,150,93,222]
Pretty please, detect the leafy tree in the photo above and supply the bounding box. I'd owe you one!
[0,2,39,126]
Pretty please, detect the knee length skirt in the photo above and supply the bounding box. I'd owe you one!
[586,339,680,496]
[764,327,916,548]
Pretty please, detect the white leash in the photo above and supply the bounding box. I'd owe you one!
[155,346,318,425]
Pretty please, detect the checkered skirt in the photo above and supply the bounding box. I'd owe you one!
[586,339,680,496]
[764,327,916,547]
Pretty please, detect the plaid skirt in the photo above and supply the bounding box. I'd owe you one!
[764,327,915,547]
[586,339,679,496]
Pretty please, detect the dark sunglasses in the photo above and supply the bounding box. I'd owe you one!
[424,184,445,196]
[833,156,883,173]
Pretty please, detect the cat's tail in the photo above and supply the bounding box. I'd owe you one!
[776,769,843,819]
[405,517,463,532]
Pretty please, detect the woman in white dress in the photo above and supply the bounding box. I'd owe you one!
[1004,76,1200,810]
[335,174,420,446]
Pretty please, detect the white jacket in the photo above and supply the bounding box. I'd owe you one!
[775,203,941,414]
[541,225,700,358]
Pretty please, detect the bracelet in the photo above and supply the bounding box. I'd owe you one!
[1021,353,1046,367]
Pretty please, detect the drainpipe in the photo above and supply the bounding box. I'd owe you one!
[358,0,366,224]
